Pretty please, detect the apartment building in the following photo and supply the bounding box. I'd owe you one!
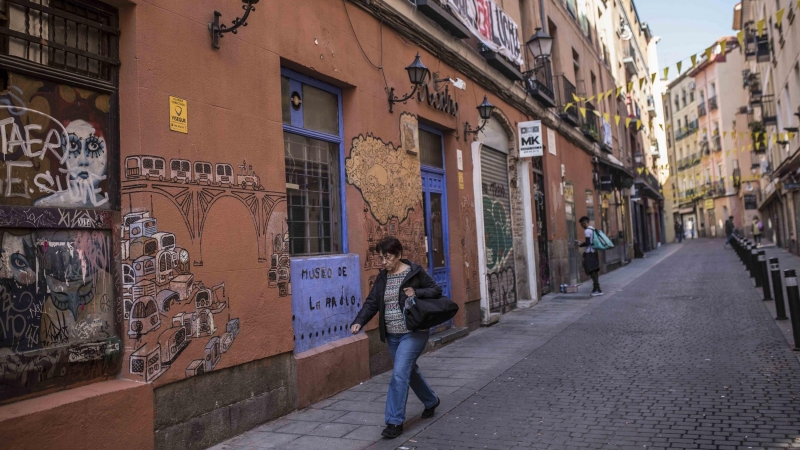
[736,0,800,250]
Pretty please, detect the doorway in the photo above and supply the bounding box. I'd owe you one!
[565,182,579,286]
[418,127,451,299]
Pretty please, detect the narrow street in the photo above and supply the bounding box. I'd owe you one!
[215,241,800,450]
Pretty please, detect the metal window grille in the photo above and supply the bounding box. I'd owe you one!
[0,0,120,86]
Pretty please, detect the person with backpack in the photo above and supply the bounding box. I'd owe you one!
[350,236,442,439]
[724,216,735,248]
[576,216,603,296]
[753,216,763,247]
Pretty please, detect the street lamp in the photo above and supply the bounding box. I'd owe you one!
[387,54,430,113]
[464,96,495,138]
[525,28,553,60]
[209,0,259,49]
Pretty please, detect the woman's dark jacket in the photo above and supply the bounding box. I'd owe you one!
[351,259,442,342]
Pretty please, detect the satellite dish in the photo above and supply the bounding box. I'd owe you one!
[619,25,633,41]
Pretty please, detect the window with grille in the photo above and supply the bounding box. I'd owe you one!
[281,70,343,256]
[0,0,120,85]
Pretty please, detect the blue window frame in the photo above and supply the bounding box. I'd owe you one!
[418,124,451,298]
[281,68,348,255]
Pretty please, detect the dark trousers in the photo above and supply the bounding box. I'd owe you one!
[754,234,762,244]
[583,252,601,292]
[589,270,600,292]
[725,233,734,246]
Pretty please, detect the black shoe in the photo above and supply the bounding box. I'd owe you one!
[381,424,403,439]
[421,397,440,418]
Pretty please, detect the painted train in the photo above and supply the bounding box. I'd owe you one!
[122,210,238,382]
[125,156,263,190]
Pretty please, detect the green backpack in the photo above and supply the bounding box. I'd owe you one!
[591,228,615,250]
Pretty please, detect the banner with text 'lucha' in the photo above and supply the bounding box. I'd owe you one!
[445,0,523,66]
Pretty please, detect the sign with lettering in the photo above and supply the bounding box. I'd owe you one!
[704,199,714,210]
[416,83,459,117]
[518,120,543,157]
[169,96,188,133]
[445,0,523,65]
[744,194,757,210]
[290,254,362,353]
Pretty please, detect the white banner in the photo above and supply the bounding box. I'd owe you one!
[445,0,523,66]
[518,120,543,157]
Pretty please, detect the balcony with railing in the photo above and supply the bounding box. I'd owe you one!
[713,135,722,152]
[698,102,707,118]
[580,107,600,142]
[555,75,579,126]
[700,137,710,155]
[675,120,699,141]
[690,153,701,166]
[708,96,718,111]
[759,94,777,125]
[744,30,771,63]
[525,58,556,108]
[623,44,638,78]
[646,95,656,113]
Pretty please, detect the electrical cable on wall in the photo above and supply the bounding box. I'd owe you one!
[342,0,389,92]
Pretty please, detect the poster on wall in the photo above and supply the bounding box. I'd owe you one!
[445,0,523,65]
[290,254,362,354]
[518,120,543,158]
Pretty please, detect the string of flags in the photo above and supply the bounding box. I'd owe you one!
[562,1,799,116]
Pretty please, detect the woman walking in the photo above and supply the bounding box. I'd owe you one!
[351,236,442,439]
[753,216,763,247]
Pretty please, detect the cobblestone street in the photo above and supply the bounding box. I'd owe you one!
[215,241,800,450]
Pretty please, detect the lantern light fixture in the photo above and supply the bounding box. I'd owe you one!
[464,96,495,138]
[525,28,554,61]
[388,54,430,113]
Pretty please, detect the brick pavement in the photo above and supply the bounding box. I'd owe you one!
[211,241,800,450]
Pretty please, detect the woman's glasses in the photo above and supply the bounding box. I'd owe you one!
[377,254,396,262]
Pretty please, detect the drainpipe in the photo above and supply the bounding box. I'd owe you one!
[539,0,547,33]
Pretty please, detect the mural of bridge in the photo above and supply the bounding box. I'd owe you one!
[121,180,285,263]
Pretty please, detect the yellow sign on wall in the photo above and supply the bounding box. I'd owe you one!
[705,199,714,210]
[458,172,464,190]
[169,96,188,133]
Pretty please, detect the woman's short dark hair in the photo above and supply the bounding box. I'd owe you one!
[376,236,403,256]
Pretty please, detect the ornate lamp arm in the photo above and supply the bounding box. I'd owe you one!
[209,0,258,49]
[388,84,421,113]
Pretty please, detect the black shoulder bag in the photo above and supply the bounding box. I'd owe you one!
[403,296,459,331]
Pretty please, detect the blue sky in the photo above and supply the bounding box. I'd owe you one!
[636,0,739,80]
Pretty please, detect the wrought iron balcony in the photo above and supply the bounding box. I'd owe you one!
[555,75,579,126]
[745,30,771,63]
[580,108,601,142]
[524,58,556,108]
[713,135,722,152]
[760,94,777,125]
[623,44,638,78]
[698,102,707,118]
[700,138,710,155]
[691,153,701,166]
[708,96,718,111]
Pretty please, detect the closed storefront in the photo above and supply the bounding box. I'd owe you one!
[481,145,516,313]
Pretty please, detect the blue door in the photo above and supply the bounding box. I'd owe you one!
[421,168,451,299]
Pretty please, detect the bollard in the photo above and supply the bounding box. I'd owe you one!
[781,269,800,351]
[758,251,772,300]
[769,258,789,320]
[752,247,761,287]
[746,243,754,272]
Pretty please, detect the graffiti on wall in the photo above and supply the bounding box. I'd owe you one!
[345,112,422,226]
[0,229,120,402]
[482,184,516,311]
[120,209,240,382]
[0,73,114,209]
[290,254,361,354]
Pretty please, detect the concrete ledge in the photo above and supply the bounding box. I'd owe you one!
[427,327,469,352]
[295,334,370,408]
[482,312,501,326]
[516,299,538,309]
[0,379,154,450]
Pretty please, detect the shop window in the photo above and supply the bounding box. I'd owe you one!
[281,69,344,256]
[420,128,444,168]
[586,190,595,225]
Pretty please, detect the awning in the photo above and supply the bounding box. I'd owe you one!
[597,154,634,179]
[635,179,664,200]
[679,207,695,214]
[774,146,800,178]
[757,186,781,211]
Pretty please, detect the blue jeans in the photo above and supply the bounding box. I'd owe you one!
[385,331,438,425]
[725,233,734,246]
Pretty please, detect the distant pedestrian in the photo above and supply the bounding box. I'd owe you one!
[688,219,695,239]
[576,216,602,296]
[350,236,442,439]
[753,216,763,247]
[675,219,683,243]
[724,216,735,248]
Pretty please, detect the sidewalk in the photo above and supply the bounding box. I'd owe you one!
[210,245,680,450]
[742,243,799,351]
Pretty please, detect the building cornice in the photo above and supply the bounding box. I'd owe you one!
[348,0,598,157]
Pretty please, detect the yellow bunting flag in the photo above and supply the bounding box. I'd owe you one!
[579,107,587,118]
[598,91,606,102]
[757,19,765,36]
[790,132,796,140]
[616,87,623,98]
[587,95,595,103]
[625,118,632,128]
[593,110,601,117]
[705,47,713,62]
[637,120,643,131]
[606,89,613,100]
[651,73,657,83]
[572,92,580,103]
[659,123,664,131]
[604,113,610,123]
[663,67,669,80]
[737,30,745,48]
[723,131,728,138]
[676,61,683,74]
[691,54,697,68]
[615,115,621,126]
[564,102,574,111]
[639,78,646,90]
[720,40,726,55]
[772,134,778,144]
[776,8,786,27]
[627,82,633,92]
